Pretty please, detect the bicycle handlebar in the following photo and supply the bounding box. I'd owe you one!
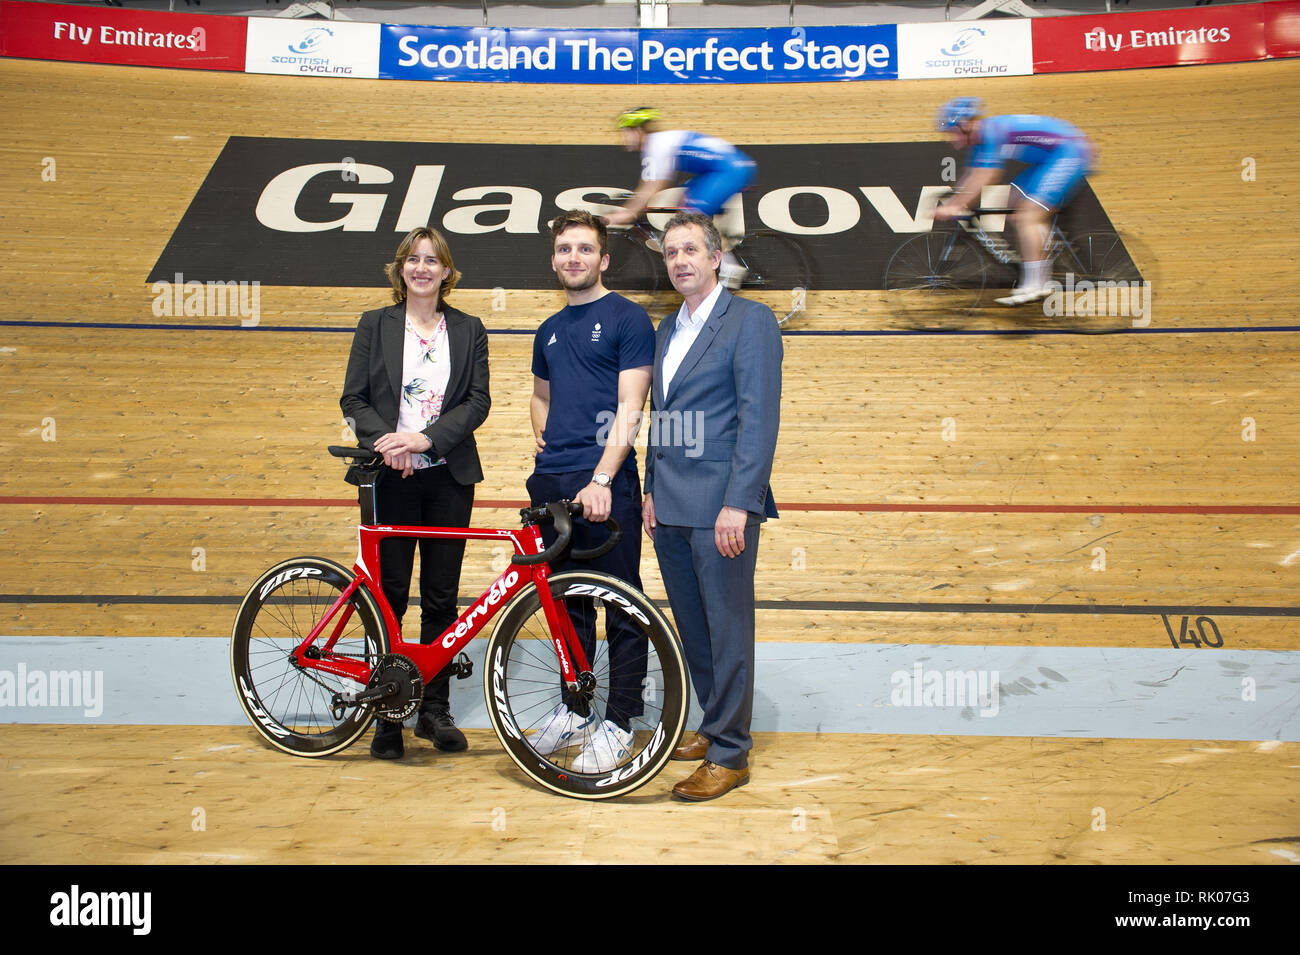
[328,445,381,466]
[327,447,621,566]
[514,500,623,566]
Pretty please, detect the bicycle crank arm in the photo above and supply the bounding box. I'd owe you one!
[328,681,400,720]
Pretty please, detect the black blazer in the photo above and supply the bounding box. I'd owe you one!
[340,303,491,486]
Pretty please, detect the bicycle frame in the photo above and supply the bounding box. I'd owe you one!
[957,207,1075,270]
[287,520,592,695]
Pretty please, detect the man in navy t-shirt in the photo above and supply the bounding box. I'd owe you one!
[526,209,655,774]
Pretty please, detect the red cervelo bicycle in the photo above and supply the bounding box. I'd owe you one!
[230,447,688,799]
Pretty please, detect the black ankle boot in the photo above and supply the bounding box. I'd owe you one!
[369,718,404,759]
[414,669,467,752]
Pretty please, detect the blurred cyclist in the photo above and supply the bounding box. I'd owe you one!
[933,97,1096,306]
[604,107,756,289]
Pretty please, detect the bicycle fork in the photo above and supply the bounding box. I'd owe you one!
[531,563,596,697]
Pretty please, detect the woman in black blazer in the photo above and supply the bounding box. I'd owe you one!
[341,227,491,760]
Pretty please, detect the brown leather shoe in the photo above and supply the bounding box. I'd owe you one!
[671,731,710,761]
[672,761,750,801]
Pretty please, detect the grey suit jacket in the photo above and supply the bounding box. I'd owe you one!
[339,303,491,486]
[643,288,782,528]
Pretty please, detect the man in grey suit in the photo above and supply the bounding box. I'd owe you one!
[641,212,782,801]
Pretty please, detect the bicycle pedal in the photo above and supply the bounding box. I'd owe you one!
[452,651,474,680]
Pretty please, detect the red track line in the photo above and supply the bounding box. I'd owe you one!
[1,496,1297,515]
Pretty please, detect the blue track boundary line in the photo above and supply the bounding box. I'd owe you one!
[2,594,1296,617]
[3,320,1300,337]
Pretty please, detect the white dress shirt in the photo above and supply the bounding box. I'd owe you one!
[661,282,723,402]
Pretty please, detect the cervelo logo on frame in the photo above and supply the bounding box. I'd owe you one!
[442,569,519,648]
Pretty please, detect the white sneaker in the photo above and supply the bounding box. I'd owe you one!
[571,720,634,773]
[528,703,597,756]
[995,284,1052,306]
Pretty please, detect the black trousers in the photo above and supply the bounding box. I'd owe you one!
[373,464,475,652]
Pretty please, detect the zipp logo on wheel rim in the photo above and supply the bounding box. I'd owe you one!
[596,722,665,788]
[492,646,523,741]
[239,676,290,738]
[258,565,323,601]
[562,582,650,625]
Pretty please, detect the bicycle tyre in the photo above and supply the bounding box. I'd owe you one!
[734,230,812,326]
[483,570,688,800]
[231,557,388,757]
[1051,231,1150,333]
[1055,231,1142,284]
[604,231,662,294]
[882,230,989,328]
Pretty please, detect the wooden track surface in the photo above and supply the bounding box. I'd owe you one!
[1,56,1297,865]
[1,726,1294,865]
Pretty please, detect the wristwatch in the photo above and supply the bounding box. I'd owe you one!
[591,472,612,489]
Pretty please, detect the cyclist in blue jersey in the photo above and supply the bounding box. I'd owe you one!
[933,97,1096,306]
[604,107,756,288]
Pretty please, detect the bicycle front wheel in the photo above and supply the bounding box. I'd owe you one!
[484,570,688,799]
[883,230,988,328]
[231,557,387,757]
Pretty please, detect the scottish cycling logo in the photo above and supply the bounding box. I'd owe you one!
[272,25,355,73]
[927,25,1007,75]
[939,27,984,57]
[289,27,333,55]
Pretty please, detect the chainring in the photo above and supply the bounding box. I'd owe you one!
[367,654,424,722]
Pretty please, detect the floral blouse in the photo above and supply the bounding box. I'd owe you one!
[395,314,450,468]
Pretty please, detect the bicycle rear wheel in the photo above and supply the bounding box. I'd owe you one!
[484,570,688,799]
[231,557,387,757]
[883,230,989,329]
[734,230,812,325]
[604,231,662,294]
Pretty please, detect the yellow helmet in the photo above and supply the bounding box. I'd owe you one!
[616,107,661,129]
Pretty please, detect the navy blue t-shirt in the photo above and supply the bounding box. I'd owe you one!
[532,292,655,475]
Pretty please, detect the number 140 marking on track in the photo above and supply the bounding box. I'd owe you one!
[1162,614,1224,649]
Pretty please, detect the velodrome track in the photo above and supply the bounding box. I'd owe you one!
[0,55,1297,863]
